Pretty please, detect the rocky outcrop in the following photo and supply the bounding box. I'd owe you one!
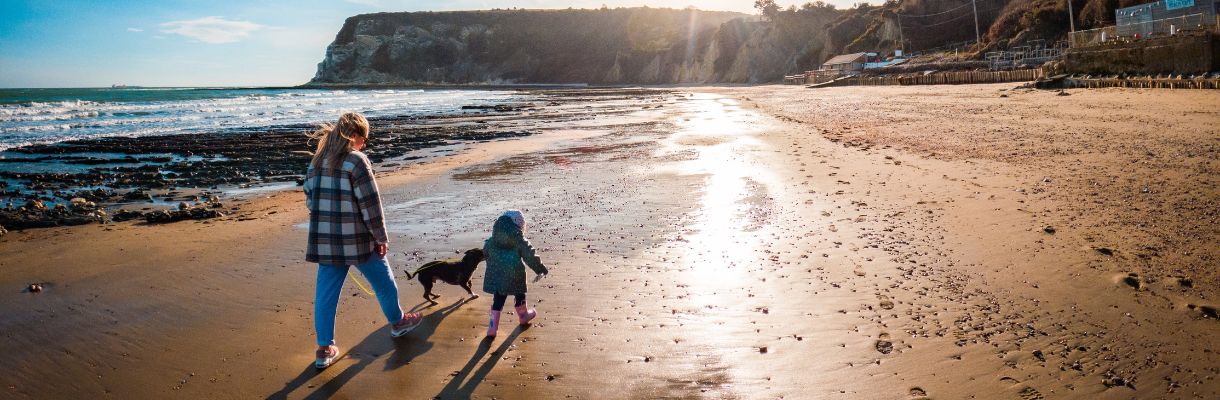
[309,2,1120,85]
[309,8,839,85]
[0,199,107,230]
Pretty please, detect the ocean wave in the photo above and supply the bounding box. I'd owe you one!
[0,88,520,150]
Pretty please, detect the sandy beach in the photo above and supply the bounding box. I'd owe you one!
[1,84,1217,399]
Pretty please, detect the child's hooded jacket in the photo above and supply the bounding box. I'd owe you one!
[483,215,548,294]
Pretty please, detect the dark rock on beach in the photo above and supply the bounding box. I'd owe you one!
[143,207,224,224]
[0,199,107,229]
[123,190,153,202]
[111,209,146,223]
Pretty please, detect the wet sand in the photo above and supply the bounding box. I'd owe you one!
[1,84,1217,399]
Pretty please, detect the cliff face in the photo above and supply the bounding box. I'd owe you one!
[309,8,838,85]
[311,2,1126,85]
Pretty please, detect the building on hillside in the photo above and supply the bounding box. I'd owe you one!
[798,52,909,85]
[821,52,869,73]
[799,53,868,85]
[1069,0,1219,47]
[1115,0,1219,37]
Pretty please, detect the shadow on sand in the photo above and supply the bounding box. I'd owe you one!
[266,297,471,400]
[434,326,526,400]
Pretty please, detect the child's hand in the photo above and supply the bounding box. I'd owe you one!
[533,273,547,283]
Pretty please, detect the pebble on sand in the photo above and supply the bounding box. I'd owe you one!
[27,283,42,293]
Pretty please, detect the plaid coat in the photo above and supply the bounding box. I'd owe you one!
[304,151,389,266]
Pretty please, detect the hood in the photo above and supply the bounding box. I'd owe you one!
[489,215,523,249]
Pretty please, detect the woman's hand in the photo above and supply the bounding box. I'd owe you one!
[375,243,388,257]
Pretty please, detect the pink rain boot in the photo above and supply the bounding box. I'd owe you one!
[515,303,537,326]
[487,310,501,337]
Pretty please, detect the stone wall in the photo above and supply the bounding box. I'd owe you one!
[1061,31,1219,75]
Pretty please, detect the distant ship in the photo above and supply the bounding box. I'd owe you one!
[111,84,128,88]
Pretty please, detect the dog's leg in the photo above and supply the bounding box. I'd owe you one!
[428,277,442,299]
[461,280,477,298]
[421,278,437,304]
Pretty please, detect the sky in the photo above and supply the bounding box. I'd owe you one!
[0,1,852,88]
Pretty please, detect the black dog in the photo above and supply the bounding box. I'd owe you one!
[406,248,485,304]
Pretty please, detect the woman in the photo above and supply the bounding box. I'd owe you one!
[303,112,421,369]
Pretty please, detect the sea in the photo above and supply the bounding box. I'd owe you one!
[0,87,518,151]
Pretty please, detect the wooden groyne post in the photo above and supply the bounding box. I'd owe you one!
[1064,77,1220,89]
[839,69,1044,86]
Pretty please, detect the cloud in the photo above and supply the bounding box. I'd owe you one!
[160,16,264,44]
[127,27,143,32]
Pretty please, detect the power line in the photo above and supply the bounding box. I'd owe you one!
[896,1,975,18]
[902,10,977,28]
[896,0,1004,19]
[900,3,1004,27]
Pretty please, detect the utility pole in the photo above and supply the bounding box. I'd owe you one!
[1066,0,1076,47]
[1066,0,1075,32]
[971,0,981,49]
[896,14,906,56]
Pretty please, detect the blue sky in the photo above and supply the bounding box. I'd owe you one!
[0,1,836,88]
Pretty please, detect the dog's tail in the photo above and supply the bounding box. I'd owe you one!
[406,260,445,280]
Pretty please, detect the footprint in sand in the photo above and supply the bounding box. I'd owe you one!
[1018,386,1045,400]
[875,332,894,354]
[1121,273,1142,290]
[878,295,895,310]
[1186,304,1218,319]
[908,387,927,397]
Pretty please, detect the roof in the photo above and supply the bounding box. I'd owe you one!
[822,52,868,66]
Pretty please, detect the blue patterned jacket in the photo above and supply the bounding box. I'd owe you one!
[483,215,548,294]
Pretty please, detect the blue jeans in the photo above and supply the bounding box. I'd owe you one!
[315,255,404,346]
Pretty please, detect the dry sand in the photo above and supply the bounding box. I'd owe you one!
[1,84,1216,399]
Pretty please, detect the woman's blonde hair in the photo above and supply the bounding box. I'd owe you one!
[308,112,370,169]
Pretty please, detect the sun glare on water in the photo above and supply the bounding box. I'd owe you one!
[660,93,778,290]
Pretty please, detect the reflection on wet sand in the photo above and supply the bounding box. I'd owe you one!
[366,92,800,398]
[661,93,778,290]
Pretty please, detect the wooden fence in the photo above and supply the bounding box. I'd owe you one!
[844,69,1044,86]
[1065,77,1220,89]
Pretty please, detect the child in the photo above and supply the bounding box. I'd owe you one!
[483,210,549,337]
